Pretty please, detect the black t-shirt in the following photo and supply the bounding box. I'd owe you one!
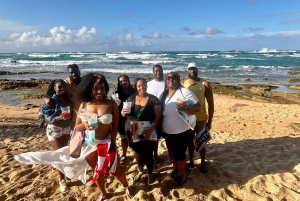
[127,93,161,122]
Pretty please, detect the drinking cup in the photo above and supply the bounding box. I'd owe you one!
[61,106,71,119]
[87,113,98,129]
[123,102,132,114]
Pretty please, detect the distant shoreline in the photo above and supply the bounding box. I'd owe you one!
[1,75,299,105]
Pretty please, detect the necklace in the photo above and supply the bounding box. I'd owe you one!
[137,95,146,102]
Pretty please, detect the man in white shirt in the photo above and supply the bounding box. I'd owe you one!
[147,64,165,97]
[147,65,172,164]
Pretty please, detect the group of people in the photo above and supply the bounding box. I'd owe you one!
[14,62,214,200]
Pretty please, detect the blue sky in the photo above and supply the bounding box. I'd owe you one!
[0,0,299,52]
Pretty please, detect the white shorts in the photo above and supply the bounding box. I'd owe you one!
[46,124,71,141]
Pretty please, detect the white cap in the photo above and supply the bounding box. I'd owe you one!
[187,62,197,69]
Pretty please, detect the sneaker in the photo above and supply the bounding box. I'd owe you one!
[59,179,68,192]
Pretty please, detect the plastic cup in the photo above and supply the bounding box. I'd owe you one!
[123,102,132,114]
[87,113,98,129]
[61,106,71,119]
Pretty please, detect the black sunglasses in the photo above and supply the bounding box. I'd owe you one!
[166,75,177,80]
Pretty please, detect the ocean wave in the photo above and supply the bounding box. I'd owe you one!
[28,53,61,58]
[70,55,84,57]
[290,54,300,58]
[222,55,236,58]
[141,60,173,64]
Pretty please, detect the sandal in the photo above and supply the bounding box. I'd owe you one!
[185,162,196,170]
[170,169,178,179]
[59,179,68,192]
[133,171,143,182]
[124,185,133,199]
[172,175,187,186]
[120,156,127,166]
[97,194,106,201]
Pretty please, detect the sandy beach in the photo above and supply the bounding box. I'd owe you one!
[1,94,300,201]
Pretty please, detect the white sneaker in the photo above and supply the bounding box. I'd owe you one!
[59,179,68,192]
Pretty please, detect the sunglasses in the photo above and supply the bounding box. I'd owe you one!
[166,75,177,80]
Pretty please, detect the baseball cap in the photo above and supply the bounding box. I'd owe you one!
[187,62,197,69]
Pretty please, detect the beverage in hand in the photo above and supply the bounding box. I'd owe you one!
[61,106,71,119]
[88,113,98,129]
[63,112,71,119]
[123,102,132,114]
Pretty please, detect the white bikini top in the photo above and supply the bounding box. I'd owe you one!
[98,114,113,124]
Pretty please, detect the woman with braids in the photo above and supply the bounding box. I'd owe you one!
[114,75,135,165]
[39,79,73,192]
[74,73,133,200]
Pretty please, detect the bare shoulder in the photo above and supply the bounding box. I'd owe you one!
[203,80,211,87]
[106,98,118,107]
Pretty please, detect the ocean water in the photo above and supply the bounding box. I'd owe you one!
[0,49,299,91]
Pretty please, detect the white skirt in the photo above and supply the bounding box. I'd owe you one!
[14,139,111,184]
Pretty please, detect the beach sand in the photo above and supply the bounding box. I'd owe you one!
[0,94,300,201]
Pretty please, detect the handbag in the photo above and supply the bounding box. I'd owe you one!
[195,128,212,152]
[69,129,85,158]
[69,102,86,158]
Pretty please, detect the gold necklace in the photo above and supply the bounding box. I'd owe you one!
[137,95,146,102]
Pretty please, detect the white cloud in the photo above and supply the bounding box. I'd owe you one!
[244,27,264,32]
[0,26,98,49]
[125,33,133,41]
[141,32,162,39]
[189,27,224,36]
[0,24,299,52]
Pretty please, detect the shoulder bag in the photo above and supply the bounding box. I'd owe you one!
[69,103,86,158]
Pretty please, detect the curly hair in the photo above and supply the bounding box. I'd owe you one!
[116,75,135,97]
[45,79,66,98]
[75,73,109,102]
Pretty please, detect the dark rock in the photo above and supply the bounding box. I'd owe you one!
[0,79,52,90]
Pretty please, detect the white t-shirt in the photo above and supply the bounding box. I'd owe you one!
[147,79,165,98]
[161,87,199,134]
